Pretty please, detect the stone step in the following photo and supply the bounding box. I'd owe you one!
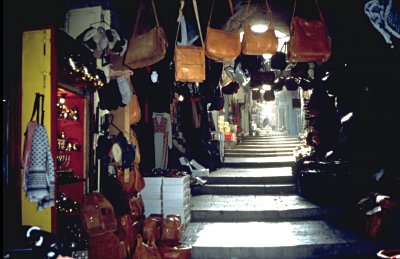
[203,167,294,184]
[236,143,301,148]
[223,157,295,168]
[227,147,295,152]
[225,152,293,157]
[181,221,385,259]
[191,183,296,195]
[190,195,328,222]
[241,139,302,144]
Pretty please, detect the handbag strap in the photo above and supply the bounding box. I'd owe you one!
[30,93,45,125]
[175,0,204,46]
[133,0,160,37]
[245,0,275,29]
[292,0,326,23]
[208,0,234,27]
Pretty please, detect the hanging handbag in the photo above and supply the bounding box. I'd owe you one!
[288,0,331,62]
[271,41,288,70]
[241,0,278,55]
[263,90,275,102]
[205,0,240,61]
[174,0,206,82]
[124,0,168,70]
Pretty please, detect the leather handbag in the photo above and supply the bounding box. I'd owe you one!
[129,192,145,217]
[263,90,275,102]
[241,0,278,55]
[124,0,168,69]
[161,215,182,241]
[118,214,141,256]
[115,164,145,194]
[288,0,331,62]
[157,240,192,259]
[174,0,206,82]
[205,0,240,61]
[80,192,118,238]
[89,232,125,259]
[271,41,288,70]
[133,235,162,259]
[143,215,163,241]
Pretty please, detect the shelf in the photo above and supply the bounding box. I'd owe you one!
[57,177,87,186]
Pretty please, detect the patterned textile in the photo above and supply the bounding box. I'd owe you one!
[27,125,55,211]
[21,121,38,193]
[153,113,172,169]
[365,0,400,46]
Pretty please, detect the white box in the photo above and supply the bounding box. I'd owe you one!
[192,168,210,177]
[141,192,162,200]
[163,189,190,201]
[163,175,190,185]
[144,177,163,186]
[141,185,162,193]
[162,182,190,193]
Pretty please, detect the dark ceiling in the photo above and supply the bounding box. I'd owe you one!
[3,0,400,98]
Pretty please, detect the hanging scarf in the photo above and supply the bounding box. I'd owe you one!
[27,125,55,211]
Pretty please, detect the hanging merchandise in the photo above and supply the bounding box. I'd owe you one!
[153,112,172,169]
[174,0,206,83]
[241,0,279,55]
[23,93,55,211]
[271,41,288,70]
[205,0,241,61]
[263,90,275,102]
[288,0,331,62]
[124,0,168,70]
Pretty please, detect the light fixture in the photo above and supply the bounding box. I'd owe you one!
[59,93,67,104]
[177,95,184,102]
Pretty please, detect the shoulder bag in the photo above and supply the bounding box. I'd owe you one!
[205,0,241,61]
[174,0,206,82]
[287,0,331,62]
[241,0,278,55]
[124,0,168,69]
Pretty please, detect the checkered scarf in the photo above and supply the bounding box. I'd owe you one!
[27,125,55,211]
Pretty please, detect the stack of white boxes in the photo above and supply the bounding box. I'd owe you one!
[162,175,191,227]
[142,177,163,217]
[142,175,191,226]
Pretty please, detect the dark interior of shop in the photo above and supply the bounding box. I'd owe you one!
[3,0,400,258]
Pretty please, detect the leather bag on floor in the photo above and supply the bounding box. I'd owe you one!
[241,0,278,55]
[174,0,205,82]
[205,0,240,61]
[133,235,162,259]
[124,0,168,69]
[287,0,331,62]
[161,215,182,241]
[157,240,192,259]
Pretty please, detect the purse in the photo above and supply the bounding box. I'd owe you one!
[241,0,278,55]
[161,215,182,241]
[205,0,240,61]
[157,241,192,259]
[124,0,168,69]
[174,0,206,82]
[287,0,331,62]
[271,41,288,70]
[133,235,162,259]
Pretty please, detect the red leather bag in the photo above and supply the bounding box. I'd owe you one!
[143,214,163,242]
[133,235,162,259]
[89,232,126,259]
[288,0,331,62]
[157,240,192,259]
[161,215,182,241]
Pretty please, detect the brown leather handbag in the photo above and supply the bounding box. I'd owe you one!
[241,0,278,55]
[129,192,145,217]
[143,215,163,241]
[205,0,240,61]
[89,232,126,259]
[116,164,145,193]
[118,213,141,256]
[133,235,162,259]
[129,81,141,125]
[161,215,182,241]
[174,0,205,82]
[157,240,192,259]
[80,192,118,238]
[124,0,168,70]
[287,0,331,62]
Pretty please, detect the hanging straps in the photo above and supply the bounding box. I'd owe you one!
[208,0,234,27]
[133,0,161,37]
[175,0,204,47]
[292,0,326,23]
[245,0,275,28]
[30,93,45,125]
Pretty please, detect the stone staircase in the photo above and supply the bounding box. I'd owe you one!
[182,134,389,258]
